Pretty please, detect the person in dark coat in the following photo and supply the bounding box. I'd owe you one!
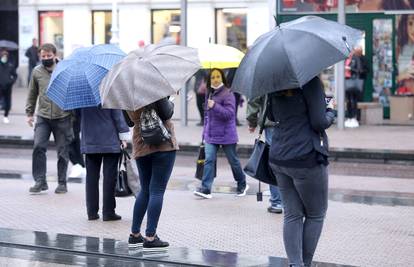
[193,68,248,199]
[25,38,39,85]
[80,106,129,221]
[0,49,17,124]
[267,76,335,267]
[193,69,208,126]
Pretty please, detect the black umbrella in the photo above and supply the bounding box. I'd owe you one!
[232,16,362,99]
[0,40,18,51]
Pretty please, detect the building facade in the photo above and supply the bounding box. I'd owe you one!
[17,0,273,75]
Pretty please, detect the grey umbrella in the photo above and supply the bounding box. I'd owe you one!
[0,40,18,50]
[232,16,362,99]
[100,44,201,111]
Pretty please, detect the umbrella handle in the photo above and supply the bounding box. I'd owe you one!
[342,36,351,53]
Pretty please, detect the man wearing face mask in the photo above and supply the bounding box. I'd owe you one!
[25,43,73,194]
[0,50,17,124]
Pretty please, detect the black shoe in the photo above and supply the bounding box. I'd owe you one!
[193,187,212,199]
[196,121,204,126]
[128,234,145,248]
[143,235,169,251]
[267,205,283,214]
[29,181,48,193]
[55,184,67,194]
[88,214,100,221]
[103,213,122,221]
[236,120,243,126]
[236,184,249,197]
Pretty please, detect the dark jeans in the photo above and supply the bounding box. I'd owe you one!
[131,151,176,237]
[32,116,73,184]
[265,127,282,206]
[201,143,246,191]
[0,85,12,117]
[196,93,205,123]
[346,89,360,119]
[69,119,85,167]
[85,153,120,216]
[269,163,328,267]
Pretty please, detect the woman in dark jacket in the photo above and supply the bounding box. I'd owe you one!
[80,107,129,221]
[127,97,178,251]
[193,68,248,199]
[267,76,335,267]
[0,50,17,124]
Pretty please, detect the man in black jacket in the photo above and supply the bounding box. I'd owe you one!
[25,38,39,85]
[0,49,17,124]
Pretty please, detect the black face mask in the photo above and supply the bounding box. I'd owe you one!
[42,58,55,68]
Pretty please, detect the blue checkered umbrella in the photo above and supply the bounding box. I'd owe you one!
[46,44,126,110]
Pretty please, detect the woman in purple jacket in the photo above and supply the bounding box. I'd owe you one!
[194,68,248,199]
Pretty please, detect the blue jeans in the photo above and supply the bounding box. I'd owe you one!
[131,151,176,237]
[201,143,246,191]
[269,163,328,267]
[265,127,282,206]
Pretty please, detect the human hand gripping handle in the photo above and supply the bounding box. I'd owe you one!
[27,116,34,127]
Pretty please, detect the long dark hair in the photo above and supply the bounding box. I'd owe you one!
[397,14,413,55]
[206,68,228,96]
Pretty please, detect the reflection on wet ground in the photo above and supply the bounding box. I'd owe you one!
[0,228,356,267]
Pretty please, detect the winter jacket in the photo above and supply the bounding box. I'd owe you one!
[0,61,17,87]
[127,98,178,158]
[203,86,238,144]
[246,95,276,129]
[25,64,71,119]
[80,106,130,154]
[267,76,335,167]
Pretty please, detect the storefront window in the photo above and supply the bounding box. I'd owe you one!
[216,8,247,52]
[39,11,63,56]
[92,11,112,44]
[373,19,393,106]
[151,10,180,45]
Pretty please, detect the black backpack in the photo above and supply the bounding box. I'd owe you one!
[140,108,171,146]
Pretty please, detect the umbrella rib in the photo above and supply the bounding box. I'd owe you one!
[284,28,349,57]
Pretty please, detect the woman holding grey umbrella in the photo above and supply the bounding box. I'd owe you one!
[267,76,336,267]
[127,97,178,251]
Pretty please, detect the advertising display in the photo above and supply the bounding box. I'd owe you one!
[279,0,414,13]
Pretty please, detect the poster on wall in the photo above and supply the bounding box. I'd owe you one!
[395,14,414,95]
[279,0,414,13]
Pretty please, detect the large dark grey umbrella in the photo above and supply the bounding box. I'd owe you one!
[232,16,362,99]
[100,44,201,111]
[0,40,18,50]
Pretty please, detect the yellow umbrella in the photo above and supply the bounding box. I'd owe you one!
[197,44,245,69]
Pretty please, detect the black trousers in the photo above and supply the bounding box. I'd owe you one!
[0,85,12,117]
[85,153,120,216]
[346,89,360,119]
[69,119,85,167]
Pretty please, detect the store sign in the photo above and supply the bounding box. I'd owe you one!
[279,0,414,13]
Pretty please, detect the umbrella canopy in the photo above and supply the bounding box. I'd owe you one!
[197,44,245,69]
[0,40,18,50]
[232,16,362,99]
[100,44,201,111]
[46,44,126,110]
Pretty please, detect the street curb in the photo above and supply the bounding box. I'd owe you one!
[2,136,414,162]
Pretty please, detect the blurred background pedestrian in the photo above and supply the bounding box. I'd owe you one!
[0,49,17,124]
[25,38,39,85]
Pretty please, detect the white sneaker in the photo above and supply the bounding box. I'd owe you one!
[80,167,86,178]
[350,118,359,128]
[69,164,83,178]
[344,118,352,128]
[3,117,9,124]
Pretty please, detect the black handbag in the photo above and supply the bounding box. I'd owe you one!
[243,95,277,186]
[115,150,133,197]
[195,141,217,180]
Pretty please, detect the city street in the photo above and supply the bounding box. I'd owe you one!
[1,149,414,267]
